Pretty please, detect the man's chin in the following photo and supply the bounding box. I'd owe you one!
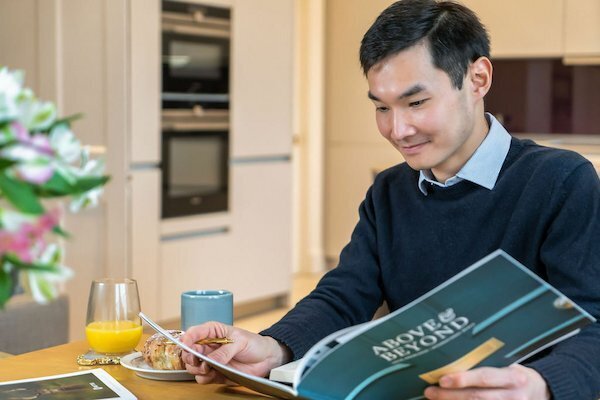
[403,158,432,172]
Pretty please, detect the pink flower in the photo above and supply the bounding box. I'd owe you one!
[0,209,60,264]
[11,121,28,142]
[11,121,54,155]
[14,164,54,184]
[0,230,34,263]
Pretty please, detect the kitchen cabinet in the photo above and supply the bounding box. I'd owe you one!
[229,162,292,304]
[130,0,161,164]
[230,0,294,158]
[158,0,294,319]
[461,0,564,58]
[564,0,600,58]
[158,161,292,321]
[160,230,234,321]
[130,170,161,319]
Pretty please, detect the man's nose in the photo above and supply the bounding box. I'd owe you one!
[390,112,416,140]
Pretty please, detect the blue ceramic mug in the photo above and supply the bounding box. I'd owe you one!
[181,290,233,331]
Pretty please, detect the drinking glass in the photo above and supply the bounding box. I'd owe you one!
[85,278,142,355]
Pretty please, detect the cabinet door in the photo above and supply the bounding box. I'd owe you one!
[160,230,233,321]
[564,0,600,57]
[230,162,292,303]
[230,0,294,157]
[461,0,564,58]
[130,0,161,164]
[130,170,161,318]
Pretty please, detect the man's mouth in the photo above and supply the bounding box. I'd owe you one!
[400,141,429,154]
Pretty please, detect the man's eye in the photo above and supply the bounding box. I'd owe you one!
[409,99,428,107]
[376,106,389,112]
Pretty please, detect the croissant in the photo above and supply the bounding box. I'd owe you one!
[142,330,185,370]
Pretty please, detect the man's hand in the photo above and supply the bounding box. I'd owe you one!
[181,322,292,384]
[424,365,551,399]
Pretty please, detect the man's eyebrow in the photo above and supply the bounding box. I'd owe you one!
[367,84,426,102]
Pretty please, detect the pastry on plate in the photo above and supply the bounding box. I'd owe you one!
[142,330,185,370]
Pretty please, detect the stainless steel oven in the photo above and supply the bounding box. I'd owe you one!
[162,1,230,109]
[161,1,231,218]
[161,108,229,218]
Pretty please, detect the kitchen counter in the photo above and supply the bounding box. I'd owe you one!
[516,134,600,173]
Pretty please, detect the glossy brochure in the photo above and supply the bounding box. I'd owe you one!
[291,250,594,399]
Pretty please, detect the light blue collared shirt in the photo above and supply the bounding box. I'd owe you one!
[418,113,511,195]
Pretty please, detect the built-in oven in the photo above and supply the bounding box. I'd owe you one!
[161,108,229,218]
[161,1,231,218]
[162,1,230,109]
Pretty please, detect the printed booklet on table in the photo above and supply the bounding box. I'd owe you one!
[0,369,136,400]
[139,249,595,400]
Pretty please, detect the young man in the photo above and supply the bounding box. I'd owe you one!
[182,1,600,399]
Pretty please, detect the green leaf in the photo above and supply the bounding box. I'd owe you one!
[37,171,73,196]
[0,268,11,309]
[52,225,71,238]
[37,173,109,197]
[50,113,83,128]
[0,159,16,170]
[4,254,57,272]
[0,172,44,214]
[73,175,110,192]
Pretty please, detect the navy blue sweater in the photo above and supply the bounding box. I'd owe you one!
[262,138,600,400]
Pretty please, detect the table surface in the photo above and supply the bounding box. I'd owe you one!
[0,337,271,399]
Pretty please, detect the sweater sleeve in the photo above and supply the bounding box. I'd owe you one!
[526,161,600,400]
[260,185,384,360]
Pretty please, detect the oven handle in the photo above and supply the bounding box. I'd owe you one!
[162,22,230,39]
[163,107,229,119]
[162,121,230,131]
[163,10,230,28]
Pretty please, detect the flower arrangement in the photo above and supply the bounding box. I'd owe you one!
[0,67,109,308]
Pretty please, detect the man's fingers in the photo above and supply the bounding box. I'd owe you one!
[194,368,226,384]
[182,351,201,366]
[440,366,526,389]
[425,386,507,400]
[205,341,245,366]
[182,321,230,347]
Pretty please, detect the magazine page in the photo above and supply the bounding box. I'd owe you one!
[138,312,301,400]
[0,369,136,400]
[291,321,373,385]
[294,250,595,400]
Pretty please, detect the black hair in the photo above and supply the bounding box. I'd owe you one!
[359,0,490,89]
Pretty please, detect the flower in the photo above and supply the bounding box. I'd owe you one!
[0,66,109,307]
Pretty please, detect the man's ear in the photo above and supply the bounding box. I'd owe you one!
[468,56,493,99]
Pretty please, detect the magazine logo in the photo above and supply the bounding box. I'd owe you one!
[372,308,470,362]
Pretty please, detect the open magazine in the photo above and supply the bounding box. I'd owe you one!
[140,249,595,400]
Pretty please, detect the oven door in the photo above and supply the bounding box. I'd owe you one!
[162,29,230,96]
[161,129,229,218]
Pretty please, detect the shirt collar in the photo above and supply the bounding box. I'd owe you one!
[418,113,512,195]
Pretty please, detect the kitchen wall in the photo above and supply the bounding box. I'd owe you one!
[323,0,403,264]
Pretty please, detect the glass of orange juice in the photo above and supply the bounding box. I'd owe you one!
[85,278,142,355]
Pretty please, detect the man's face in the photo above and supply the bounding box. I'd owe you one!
[367,43,485,182]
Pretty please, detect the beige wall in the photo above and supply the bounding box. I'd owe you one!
[324,0,401,262]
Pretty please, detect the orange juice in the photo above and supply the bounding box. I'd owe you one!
[85,320,143,354]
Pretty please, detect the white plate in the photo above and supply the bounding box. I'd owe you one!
[120,352,195,381]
